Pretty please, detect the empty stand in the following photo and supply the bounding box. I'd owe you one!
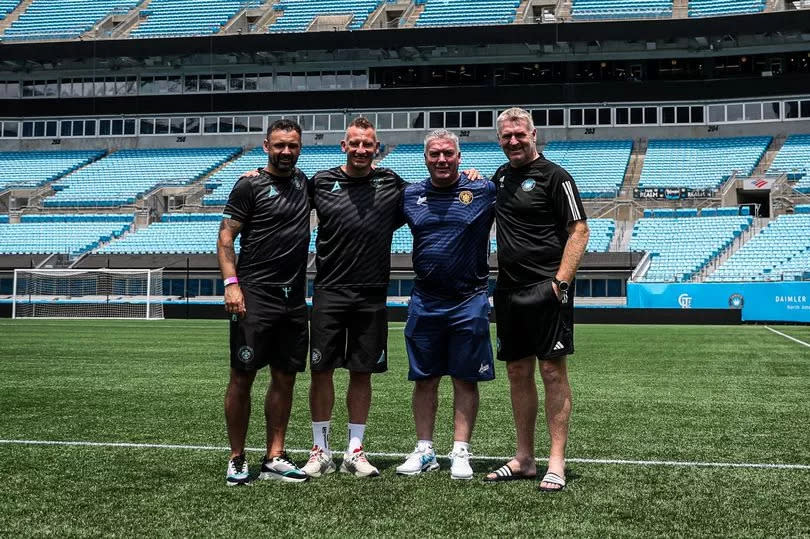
[585,218,615,252]
[0,150,105,191]
[203,146,345,206]
[0,0,21,19]
[43,147,240,207]
[638,136,770,190]
[630,214,752,282]
[96,213,236,255]
[130,0,260,38]
[414,0,519,27]
[0,214,132,256]
[2,0,139,41]
[571,0,673,20]
[767,134,810,193]
[391,225,413,254]
[708,213,810,281]
[543,140,632,198]
[269,0,381,32]
[688,0,765,17]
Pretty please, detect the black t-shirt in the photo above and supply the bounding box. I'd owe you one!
[223,168,310,289]
[493,155,587,289]
[309,166,406,289]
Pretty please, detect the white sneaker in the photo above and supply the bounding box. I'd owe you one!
[449,447,473,480]
[396,446,439,476]
[301,445,336,478]
[226,453,249,486]
[339,447,380,477]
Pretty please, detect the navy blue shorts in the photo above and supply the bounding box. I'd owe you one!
[404,290,495,383]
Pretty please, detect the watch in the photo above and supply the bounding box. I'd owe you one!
[552,277,569,292]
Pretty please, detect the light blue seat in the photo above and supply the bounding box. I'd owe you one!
[2,0,139,41]
[42,147,240,208]
[630,214,752,282]
[0,150,106,191]
[130,0,261,38]
[638,136,771,191]
[0,214,133,256]
[269,0,382,32]
[707,214,810,281]
[571,0,672,20]
[767,134,810,193]
[688,0,765,17]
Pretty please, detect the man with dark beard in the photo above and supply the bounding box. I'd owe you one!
[218,119,310,485]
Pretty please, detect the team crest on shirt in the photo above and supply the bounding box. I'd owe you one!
[311,349,322,365]
[458,190,474,205]
[521,179,536,192]
[331,181,341,192]
[267,186,279,198]
[370,177,384,189]
[293,178,303,190]
[238,346,254,364]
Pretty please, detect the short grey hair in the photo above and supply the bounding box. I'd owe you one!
[496,107,535,135]
[423,129,460,154]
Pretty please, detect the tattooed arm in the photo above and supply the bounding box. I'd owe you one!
[217,218,246,316]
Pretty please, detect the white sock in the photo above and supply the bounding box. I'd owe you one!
[453,441,470,453]
[417,439,433,452]
[347,423,366,453]
[312,421,331,455]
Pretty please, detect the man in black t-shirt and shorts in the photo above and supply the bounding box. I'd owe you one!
[483,108,590,493]
[218,119,310,486]
[301,117,406,478]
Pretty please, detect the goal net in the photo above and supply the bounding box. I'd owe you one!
[12,268,164,319]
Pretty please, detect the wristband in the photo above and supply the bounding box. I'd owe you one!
[224,277,239,287]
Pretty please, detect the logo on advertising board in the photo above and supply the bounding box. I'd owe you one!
[728,294,744,309]
[774,293,810,313]
[678,293,692,309]
[743,178,773,190]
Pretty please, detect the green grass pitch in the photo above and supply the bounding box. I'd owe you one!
[1,320,809,537]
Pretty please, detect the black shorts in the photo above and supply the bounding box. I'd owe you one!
[494,278,574,362]
[229,285,308,373]
[310,288,388,373]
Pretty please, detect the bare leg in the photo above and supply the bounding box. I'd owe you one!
[225,368,257,458]
[539,356,571,490]
[309,369,335,422]
[347,371,372,424]
[451,378,479,443]
[266,367,297,458]
[485,356,538,479]
[412,377,441,441]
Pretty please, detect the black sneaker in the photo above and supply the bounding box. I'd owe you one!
[258,452,309,482]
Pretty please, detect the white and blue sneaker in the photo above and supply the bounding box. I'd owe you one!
[396,446,440,476]
[258,452,309,482]
[226,453,250,486]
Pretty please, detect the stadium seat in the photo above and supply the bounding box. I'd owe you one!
[2,0,140,41]
[130,0,261,38]
[767,134,810,193]
[95,213,237,255]
[42,147,241,208]
[688,0,765,18]
[571,0,673,21]
[0,150,106,191]
[269,0,382,32]
[638,136,770,191]
[414,0,520,27]
[0,214,133,256]
[629,214,752,281]
[708,213,810,281]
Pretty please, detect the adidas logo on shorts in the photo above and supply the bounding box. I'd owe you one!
[553,341,565,351]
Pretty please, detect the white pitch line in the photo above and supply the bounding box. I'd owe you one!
[1,439,809,470]
[764,326,810,349]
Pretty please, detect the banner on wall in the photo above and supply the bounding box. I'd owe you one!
[627,281,810,323]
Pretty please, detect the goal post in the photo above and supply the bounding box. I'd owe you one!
[12,268,165,319]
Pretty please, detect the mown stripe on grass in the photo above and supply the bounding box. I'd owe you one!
[2,439,809,470]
